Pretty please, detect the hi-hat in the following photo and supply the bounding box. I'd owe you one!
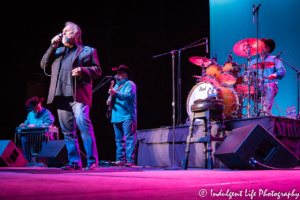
[189,56,216,68]
[252,61,275,69]
[233,38,265,57]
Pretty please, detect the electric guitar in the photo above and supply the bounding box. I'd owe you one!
[106,80,115,118]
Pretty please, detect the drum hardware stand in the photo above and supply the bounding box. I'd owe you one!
[246,46,255,118]
[237,46,265,118]
[153,37,208,170]
[253,4,261,116]
[277,55,300,119]
[201,62,206,81]
[258,63,268,116]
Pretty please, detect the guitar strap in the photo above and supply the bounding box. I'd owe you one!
[115,82,126,92]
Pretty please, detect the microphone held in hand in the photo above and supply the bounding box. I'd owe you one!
[51,33,63,46]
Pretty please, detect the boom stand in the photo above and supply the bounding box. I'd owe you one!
[253,4,261,116]
[153,38,207,170]
[278,57,300,119]
[153,50,179,170]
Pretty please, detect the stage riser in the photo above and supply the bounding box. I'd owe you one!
[137,117,300,168]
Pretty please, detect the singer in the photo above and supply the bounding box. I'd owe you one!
[41,22,102,170]
[107,65,137,167]
[251,38,286,114]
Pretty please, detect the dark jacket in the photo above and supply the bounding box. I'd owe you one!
[41,45,102,107]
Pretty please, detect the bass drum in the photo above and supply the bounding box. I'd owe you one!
[186,82,242,120]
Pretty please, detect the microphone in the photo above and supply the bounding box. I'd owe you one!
[206,38,209,53]
[214,52,218,62]
[253,5,256,24]
[228,51,233,62]
[51,33,62,46]
[256,4,262,10]
[107,75,117,81]
[274,51,283,60]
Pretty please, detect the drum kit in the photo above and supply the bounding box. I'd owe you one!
[186,38,276,120]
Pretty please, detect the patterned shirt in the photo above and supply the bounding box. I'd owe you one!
[251,54,286,86]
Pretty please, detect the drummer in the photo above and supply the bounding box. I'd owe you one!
[250,38,286,114]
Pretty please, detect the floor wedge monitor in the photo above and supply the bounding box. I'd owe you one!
[37,140,87,167]
[214,123,299,170]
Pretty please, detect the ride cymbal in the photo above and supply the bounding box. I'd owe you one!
[233,38,265,57]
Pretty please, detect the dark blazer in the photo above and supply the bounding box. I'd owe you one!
[41,44,102,107]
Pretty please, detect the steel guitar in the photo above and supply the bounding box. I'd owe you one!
[15,125,59,163]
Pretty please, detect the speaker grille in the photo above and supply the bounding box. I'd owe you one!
[214,123,299,169]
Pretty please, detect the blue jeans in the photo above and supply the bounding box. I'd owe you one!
[21,134,55,162]
[57,97,98,166]
[261,83,278,114]
[113,119,137,163]
[21,136,30,161]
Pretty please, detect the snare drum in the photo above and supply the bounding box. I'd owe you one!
[202,64,222,86]
[235,71,255,94]
[219,62,241,85]
[186,82,242,119]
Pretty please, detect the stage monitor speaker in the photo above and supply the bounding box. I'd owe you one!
[0,140,28,167]
[214,123,299,170]
[37,140,87,167]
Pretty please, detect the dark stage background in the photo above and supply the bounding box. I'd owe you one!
[1,1,209,161]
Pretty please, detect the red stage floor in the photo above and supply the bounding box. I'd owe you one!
[1,166,300,200]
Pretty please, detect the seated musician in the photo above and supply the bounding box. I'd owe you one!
[251,38,286,114]
[19,96,55,162]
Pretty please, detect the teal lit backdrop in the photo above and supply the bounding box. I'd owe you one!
[209,0,300,115]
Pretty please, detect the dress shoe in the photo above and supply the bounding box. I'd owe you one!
[124,162,134,167]
[61,164,82,170]
[84,163,98,170]
[114,161,124,166]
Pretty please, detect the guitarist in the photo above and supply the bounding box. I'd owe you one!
[107,65,137,167]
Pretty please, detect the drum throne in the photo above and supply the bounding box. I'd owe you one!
[182,97,226,170]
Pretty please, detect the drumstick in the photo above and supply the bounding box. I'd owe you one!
[257,74,269,79]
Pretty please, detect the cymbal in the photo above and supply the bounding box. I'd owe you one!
[192,75,202,79]
[252,61,275,69]
[189,56,216,68]
[233,38,265,57]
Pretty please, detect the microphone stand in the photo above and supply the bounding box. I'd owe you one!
[153,50,180,170]
[253,4,261,116]
[277,57,300,119]
[176,39,208,126]
[92,76,114,93]
[178,50,182,126]
[153,38,207,170]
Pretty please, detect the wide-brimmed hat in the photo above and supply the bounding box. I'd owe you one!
[26,96,44,111]
[261,38,276,53]
[112,65,134,80]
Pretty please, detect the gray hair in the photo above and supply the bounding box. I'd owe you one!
[65,21,82,45]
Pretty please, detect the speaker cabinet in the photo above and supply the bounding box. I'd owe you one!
[214,123,299,170]
[0,140,28,167]
[37,140,87,167]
